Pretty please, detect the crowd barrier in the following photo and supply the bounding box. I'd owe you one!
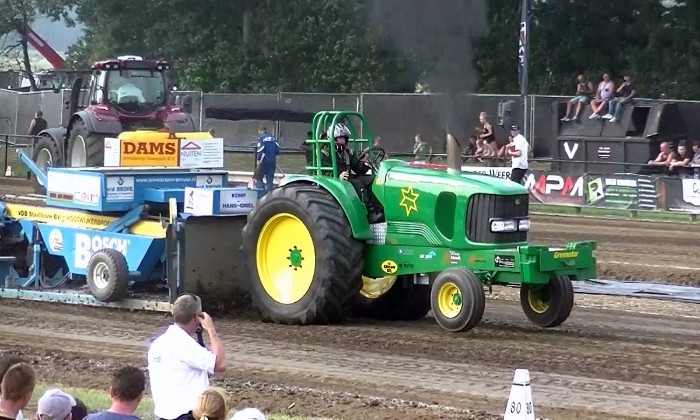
[461,165,700,217]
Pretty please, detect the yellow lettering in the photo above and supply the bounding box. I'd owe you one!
[553,251,579,259]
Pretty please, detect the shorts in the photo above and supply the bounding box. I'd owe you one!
[568,95,590,104]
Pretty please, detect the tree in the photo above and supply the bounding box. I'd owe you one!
[0,0,76,91]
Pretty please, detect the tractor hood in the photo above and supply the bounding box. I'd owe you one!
[377,160,528,196]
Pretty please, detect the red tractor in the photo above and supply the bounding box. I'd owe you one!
[32,55,196,192]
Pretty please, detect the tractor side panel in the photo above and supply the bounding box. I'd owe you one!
[176,216,250,310]
[77,110,123,134]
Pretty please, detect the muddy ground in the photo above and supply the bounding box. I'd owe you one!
[1,180,700,419]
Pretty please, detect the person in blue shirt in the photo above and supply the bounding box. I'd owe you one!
[254,126,280,193]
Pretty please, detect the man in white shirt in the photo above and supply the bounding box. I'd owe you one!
[147,294,226,420]
[507,125,529,184]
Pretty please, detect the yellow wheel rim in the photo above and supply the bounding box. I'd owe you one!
[527,287,550,314]
[256,213,315,304]
[359,275,398,299]
[437,281,462,318]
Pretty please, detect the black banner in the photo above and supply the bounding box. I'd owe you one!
[583,173,658,210]
[659,177,700,213]
[524,170,586,206]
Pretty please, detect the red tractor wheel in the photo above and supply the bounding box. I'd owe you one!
[67,119,106,167]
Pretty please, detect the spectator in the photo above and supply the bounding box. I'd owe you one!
[476,112,498,154]
[669,141,694,177]
[36,389,76,420]
[691,141,700,168]
[147,294,226,420]
[463,135,478,161]
[0,363,36,420]
[192,387,230,420]
[70,400,88,420]
[645,141,676,174]
[230,408,265,420]
[300,131,313,166]
[413,135,432,163]
[506,125,529,184]
[27,111,47,137]
[606,74,636,123]
[254,125,280,194]
[589,73,615,119]
[560,74,595,122]
[0,357,27,420]
[84,366,145,420]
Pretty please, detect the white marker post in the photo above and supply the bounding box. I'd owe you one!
[503,368,535,420]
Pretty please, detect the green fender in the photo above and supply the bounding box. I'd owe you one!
[280,175,373,241]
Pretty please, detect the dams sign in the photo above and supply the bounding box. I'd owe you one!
[104,136,224,168]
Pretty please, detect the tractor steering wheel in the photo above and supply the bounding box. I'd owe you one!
[358,147,387,172]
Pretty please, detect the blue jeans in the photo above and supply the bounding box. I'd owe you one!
[608,98,630,119]
[255,161,276,193]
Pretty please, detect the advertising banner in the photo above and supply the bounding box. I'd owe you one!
[659,177,700,213]
[583,173,658,210]
[523,170,585,206]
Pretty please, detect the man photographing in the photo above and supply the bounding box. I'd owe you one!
[147,294,226,420]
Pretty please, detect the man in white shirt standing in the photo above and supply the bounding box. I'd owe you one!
[147,294,226,420]
[507,125,529,184]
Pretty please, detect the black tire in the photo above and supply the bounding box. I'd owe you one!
[351,275,431,321]
[520,275,574,328]
[242,184,364,325]
[31,135,62,194]
[67,118,105,167]
[86,248,129,302]
[431,268,485,332]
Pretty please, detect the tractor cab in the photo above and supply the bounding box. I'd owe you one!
[304,111,387,222]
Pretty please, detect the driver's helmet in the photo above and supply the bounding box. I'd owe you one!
[328,123,351,141]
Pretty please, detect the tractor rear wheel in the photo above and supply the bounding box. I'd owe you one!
[242,184,364,325]
[67,119,105,167]
[520,275,574,328]
[351,275,431,321]
[431,268,485,332]
[31,135,62,194]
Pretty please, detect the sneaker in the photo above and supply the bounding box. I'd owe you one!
[560,116,571,122]
[609,117,617,123]
[589,113,598,119]
[573,116,580,122]
[602,114,613,119]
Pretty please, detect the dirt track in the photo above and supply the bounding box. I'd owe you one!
[2,180,700,419]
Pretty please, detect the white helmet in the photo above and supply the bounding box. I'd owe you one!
[328,123,351,139]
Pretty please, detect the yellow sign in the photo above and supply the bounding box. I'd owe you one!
[399,185,419,216]
[553,250,579,259]
[120,139,179,166]
[4,203,166,238]
[381,259,398,274]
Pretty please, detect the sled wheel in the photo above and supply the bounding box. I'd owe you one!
[242,185,363,324]
[431,267,485,332]
[86,248,129,302]
[67,119,105,167]
[31,135,62,194]
[351,275,431,321]
[520,275,574,328]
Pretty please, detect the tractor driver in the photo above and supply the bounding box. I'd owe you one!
[320,123,371,181]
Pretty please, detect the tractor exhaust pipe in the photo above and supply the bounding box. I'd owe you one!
[445,133,461,175]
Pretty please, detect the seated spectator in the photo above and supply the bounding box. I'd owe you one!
[230,408,265,420]
[36,389,77,420]
[70,399,88,420]
[605,74,636,122]
[561,74,594,122]
[463,135,478,161]
[85,366,145,420]
[192,387,230,420]
[589,73,615,119]
[669,141,694,177]
[0,357,28,420]
[413,134,432,163]
[0,363,36,420]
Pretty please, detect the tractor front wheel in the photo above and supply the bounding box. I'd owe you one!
[351,275,431,321]
[67,119,106,167]
[242,185,364,325]
[520,275,574,328]
[31,135,62,194]
[431,268,485,332]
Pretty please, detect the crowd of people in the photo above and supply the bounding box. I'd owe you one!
[559,72,636,123]
[0,294,265,420]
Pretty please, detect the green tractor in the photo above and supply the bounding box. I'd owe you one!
[241,110,596,332]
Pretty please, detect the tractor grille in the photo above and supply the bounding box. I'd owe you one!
[466,193,529,244]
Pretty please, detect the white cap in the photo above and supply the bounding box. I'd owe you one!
[37,389,76,420]
[230,408,265,420]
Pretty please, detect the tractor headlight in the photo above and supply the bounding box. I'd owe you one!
[489,217,530,233]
